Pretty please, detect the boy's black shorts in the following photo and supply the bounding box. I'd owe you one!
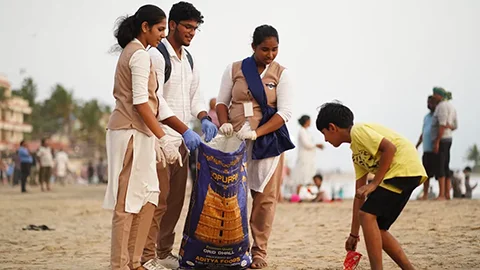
[360,176,422,230]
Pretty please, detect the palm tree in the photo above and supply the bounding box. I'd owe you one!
[467,144,479,167]
[12,77,37,107]
[76,99,107,157]
[45,84,75,136]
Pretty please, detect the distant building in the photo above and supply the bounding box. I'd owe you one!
[0,75,32,151]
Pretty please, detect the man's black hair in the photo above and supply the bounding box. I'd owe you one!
[169,2,204,24]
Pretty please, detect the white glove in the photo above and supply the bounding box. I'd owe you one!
[236,123,257,141]
[155,142,167,168]
[156,136,183,167]
[219,123,234,137]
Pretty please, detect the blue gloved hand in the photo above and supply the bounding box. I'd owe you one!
[201,119,218,142]
[182,129,201,152]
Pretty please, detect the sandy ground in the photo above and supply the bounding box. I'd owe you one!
[0,184,479,270]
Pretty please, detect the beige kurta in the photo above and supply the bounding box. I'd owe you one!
[217,60,292,192]
[103,39,160,214]
[103,129,158,213]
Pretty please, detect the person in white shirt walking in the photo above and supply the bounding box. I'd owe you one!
[142,2,218,269]
[37,138,54,191]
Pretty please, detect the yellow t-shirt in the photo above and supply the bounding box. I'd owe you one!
[350,123,427,194]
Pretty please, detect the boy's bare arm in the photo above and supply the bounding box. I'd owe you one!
[351,174,367,235]
[356,138,396,198]
[346,174,367,251]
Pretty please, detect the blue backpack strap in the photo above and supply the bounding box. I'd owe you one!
[185,49,194,71]
[156,43,171,83]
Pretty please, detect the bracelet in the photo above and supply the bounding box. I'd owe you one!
[349,233,360,239]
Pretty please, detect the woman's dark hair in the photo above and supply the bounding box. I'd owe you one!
[169,2,204,25]
[298,115,310,126]
[114,5,166,49]
[316,101,354,131]
[252,25,279,46]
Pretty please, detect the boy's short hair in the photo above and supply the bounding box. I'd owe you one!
[169,1,204,25]
[464,166,472,172]
[313,174,323,181]
[316,101,354,131]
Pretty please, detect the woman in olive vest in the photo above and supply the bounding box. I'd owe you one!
[216,25,294,269]
[103,5,181,269]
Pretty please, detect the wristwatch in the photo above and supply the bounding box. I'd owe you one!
[201,115,212,122]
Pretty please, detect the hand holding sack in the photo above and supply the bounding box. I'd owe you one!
[201,118,218,142]
[219,123,234,137]
[182,129,202,152]
[236,122,257,141]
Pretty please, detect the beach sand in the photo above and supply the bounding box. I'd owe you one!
[0,184,479,270]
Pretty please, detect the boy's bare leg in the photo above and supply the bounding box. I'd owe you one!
[380,230,415,270]
[421,179,429,200]
[359,211,383,270]
[437,177,446,200]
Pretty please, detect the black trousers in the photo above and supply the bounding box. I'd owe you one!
[20,163,31,192]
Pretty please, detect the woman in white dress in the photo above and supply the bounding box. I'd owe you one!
[290,115,323,194]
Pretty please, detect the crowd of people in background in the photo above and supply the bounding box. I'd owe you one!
[0,137,110,192]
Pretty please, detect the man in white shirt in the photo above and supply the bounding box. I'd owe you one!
[37,138,54,191]
[432,87,458,200]
[142,2,218,269]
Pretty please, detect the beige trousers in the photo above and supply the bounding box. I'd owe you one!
[143,147,188,262]
[111,138,156,269]
[250,154,284,259]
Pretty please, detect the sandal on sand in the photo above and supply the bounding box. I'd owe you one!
[250,256,268,269]
[22,224,54,231]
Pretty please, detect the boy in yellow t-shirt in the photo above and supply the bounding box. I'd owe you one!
[315,102,426,270]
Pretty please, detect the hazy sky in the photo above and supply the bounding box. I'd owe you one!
[1,0,479,172]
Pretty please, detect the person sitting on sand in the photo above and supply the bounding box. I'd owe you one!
[452,166,476,198]
[312,174,327,202]
[316,101,427,270]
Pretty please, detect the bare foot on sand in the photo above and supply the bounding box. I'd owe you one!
[251,257,268,269]
[436,196,446,201]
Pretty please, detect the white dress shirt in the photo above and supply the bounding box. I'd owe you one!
[149,39,207,143]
